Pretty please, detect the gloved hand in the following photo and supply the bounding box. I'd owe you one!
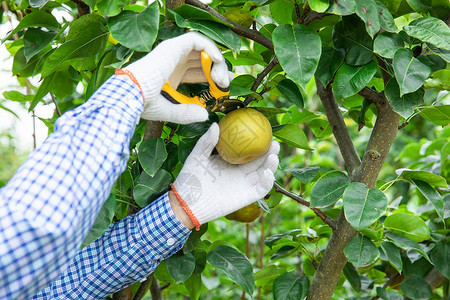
[171,123,280,230]
[121,32,232,124]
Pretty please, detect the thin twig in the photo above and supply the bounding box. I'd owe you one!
[185,0,273,51]
[243,56,279,106]
[50,93,62,117]
[273,182,336,230]
[304,11,332,25]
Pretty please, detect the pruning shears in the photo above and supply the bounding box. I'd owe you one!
[161,51,242,112]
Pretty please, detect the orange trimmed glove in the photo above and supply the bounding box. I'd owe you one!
[171,123,280,230]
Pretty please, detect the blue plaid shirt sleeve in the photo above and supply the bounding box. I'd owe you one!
[32,192,191,299]
[0,74,163,299]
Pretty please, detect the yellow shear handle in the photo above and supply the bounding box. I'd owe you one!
[161,81,206,107]
[200,51,230,100]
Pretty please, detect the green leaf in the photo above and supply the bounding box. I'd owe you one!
[253,107,287,118]
[29,71,56,111]
[81,194,116,248]
[172,11,241,52]
[207,245,255,296]
[277,79,304,108]
[184,273,202,300]
[373,32,404,59]
[138,138,167,176]
[108,2,159,52]
[273,273,309,300]
[343,262,361,291]
[332,15,374,66]
[344,235,380,269]
[315,47,345,86]
[427,43,450,63]
[379,241,403,273]
[333,61,377,99]
[419,105,450,126]
[133,169,172,207]
[270,245,298,261]
[5,11,60,40]
[176,122,212,138]
[272,124,311,150]
[82,0,97,9]
[375,0,397,33]
[376,287,403,300]
[255,265,284,287]
[286,167,320,184]
[264,229,302,249]
[385,79,424,119]
[397,169,448,188]
[269,0,294,25]
[310,171,350,208]
[326,0,357,15]
[406,0,432,13]
[173,4,229,26]
[385,232,431,263]
[178,137,198,164]
[384,213,430,242]
[424,69,450,89]
[3,91,34,103]
[273,24,322,86]
[309,0,330,12]
[97,0,129,17]
[410,179,445,221]
[12,47,43,78]
[343,182,388,230]
[223,51,265,66]
[42,22,108,77]
[404,17,450,50]
[23,28,57,62]
[400,276,432,300]
[166,252,196,283]
[393,48,431,96]
[430,240,450,279]
[356,0,381,37]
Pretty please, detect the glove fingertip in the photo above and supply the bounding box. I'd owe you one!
[173,104,209,124]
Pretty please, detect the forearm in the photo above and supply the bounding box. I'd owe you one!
[32,192,191,299]
[0,75,143,299]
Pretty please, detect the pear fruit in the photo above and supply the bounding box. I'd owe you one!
[216,108,272,164]
[225,203,263,223]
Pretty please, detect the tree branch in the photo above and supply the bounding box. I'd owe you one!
[244,56,278,106]
[304,11,333,25]
[150,276,162,300]
[71,0,90,16]
[315,78,361,175]
[358,86,388,109]
[274,182,336,230]
[185,0,273,51]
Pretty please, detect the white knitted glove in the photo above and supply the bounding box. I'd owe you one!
[172,123,280,229]
[122,32,232,124]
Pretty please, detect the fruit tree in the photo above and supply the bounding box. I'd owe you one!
[1,0,450,299]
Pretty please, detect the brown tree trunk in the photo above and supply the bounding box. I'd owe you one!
[307,82,400,299]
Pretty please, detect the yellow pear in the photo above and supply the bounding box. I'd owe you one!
[216,108,272,164]
[225,202,263,223]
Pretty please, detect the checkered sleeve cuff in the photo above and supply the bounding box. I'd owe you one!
[136,192,192,258]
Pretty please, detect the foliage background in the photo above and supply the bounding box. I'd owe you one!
[1,0,450,299]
